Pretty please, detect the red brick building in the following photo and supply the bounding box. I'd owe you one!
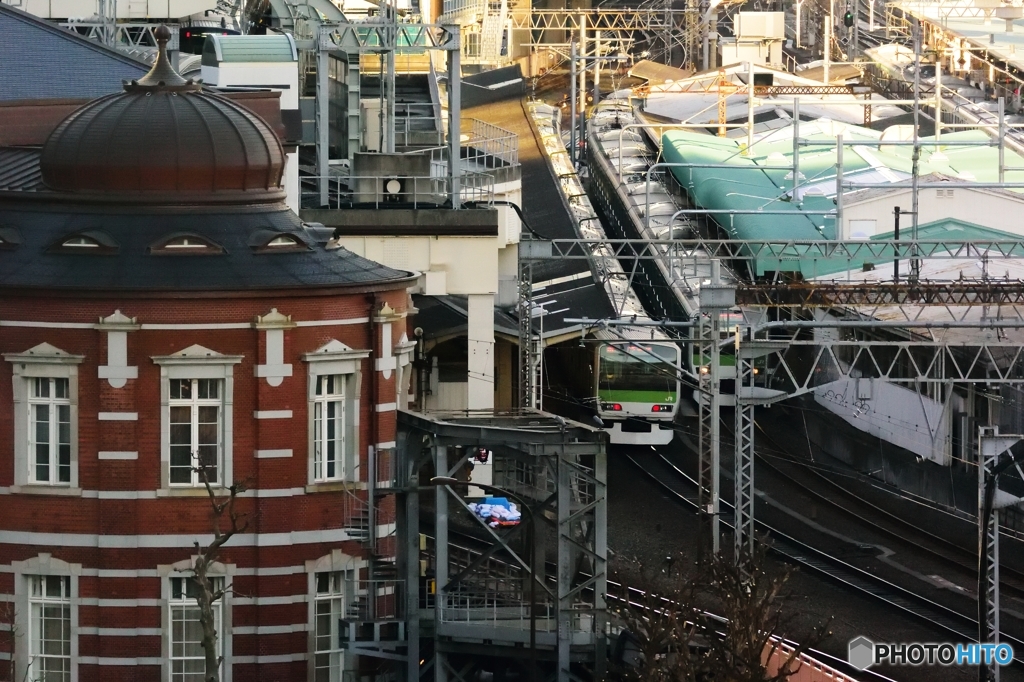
[0,31,415,682]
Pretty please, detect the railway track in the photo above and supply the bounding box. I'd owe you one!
[440,524,899,681]
[750,420,1024,604]
[624,448,1024,659]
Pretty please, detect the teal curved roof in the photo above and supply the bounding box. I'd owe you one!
[661,129,835,276]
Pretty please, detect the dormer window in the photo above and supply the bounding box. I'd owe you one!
[150,234,224,255]
[48,230,117,254]
[63,236,99,248]
[249,230,309,253]
[267,235,299,248]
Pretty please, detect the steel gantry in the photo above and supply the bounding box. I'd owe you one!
[397,410,607,682]
[517,235,1024,564]
[314,22,461,206]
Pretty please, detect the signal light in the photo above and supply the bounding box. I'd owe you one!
[843,9,854,27]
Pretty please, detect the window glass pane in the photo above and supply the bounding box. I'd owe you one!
[34,378,49,398]
[54,378,69,400]
[29,574,71,682]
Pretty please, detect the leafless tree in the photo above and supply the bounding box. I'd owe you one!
[611,542,831,682]
[186,457,250,682]
[0,601,15,682]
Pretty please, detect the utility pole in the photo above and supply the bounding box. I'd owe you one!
[911,18,922,282]
[698,260,735,556]
[977,428,1024,682]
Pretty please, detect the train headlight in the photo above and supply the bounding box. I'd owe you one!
[699,365,710,375]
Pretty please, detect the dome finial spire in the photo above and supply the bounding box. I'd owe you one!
[125,25,199,92]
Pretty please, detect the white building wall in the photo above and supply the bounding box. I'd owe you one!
[842,188,1024,238]
[201,64,299,109]
[814,378,952,464]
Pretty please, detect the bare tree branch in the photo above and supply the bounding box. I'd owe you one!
[610,542,832,682]
[185,453,251,682]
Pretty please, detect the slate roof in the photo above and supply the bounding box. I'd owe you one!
[0,203,414,291]
[0,3,148,102]
[0,148,43,191]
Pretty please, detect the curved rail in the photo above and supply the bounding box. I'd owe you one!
[625,450,1024,658]
[750,419,1024,602]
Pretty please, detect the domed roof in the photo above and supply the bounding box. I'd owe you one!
[40,26,285,204]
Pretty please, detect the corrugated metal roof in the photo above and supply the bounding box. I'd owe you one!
[661,121,1024,276]
[0,3,148,102]
[202,34,297,66]
[0,148,42,191]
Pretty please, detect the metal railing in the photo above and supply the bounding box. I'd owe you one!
[300,171,496,209]
[440,591,556,631]
[346,579,406,621]
[462,118,519,168]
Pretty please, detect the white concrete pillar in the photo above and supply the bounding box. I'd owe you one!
[467,294,495,410]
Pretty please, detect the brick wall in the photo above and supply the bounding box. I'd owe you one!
[0,286,411,681]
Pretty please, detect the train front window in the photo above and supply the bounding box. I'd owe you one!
[598,344,679,403]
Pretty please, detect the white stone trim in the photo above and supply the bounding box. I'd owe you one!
[4,343,84,490]
[78,627,163,636]
[97,451,138,460]
[255,410,292,419]
[0,528,354,548]
[376,441,396,449]
[80,657,163,666]
[0,321,94,329]
[0,487,316,498]
[233,624,308,635]
[233,654,308,664]
[80,598,161,607]
[375,402,397,413]
[294,318,370,327]
[232,594,307,606]
[255,449,292,459]
[98,412,138,421]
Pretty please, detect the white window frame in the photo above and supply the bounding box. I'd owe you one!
[4,343,84,493]
[153,347,242,493]
[307,552,362,682]
[11,555,80,682]
[28,575,72,682]
[168,379,224,487]
[312,374,353,483]
[303,342,369,489]
[169,576,224,682]
[159,560,233,682]
[313,569,355,682]
[28,377,73,485]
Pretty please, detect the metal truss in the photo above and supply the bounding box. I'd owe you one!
[697,310,720,555]
[517,260,540,410]
[508,9,690,33]
[397,411,607,682]
[60,21,179,50]
[314,21,460,206]
[734,328,757,564]
[977,428,1023,682]
[736,280,1024,307]
[525,236,1024,268]
[318,22,459,52]
[520,237,1024,556]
